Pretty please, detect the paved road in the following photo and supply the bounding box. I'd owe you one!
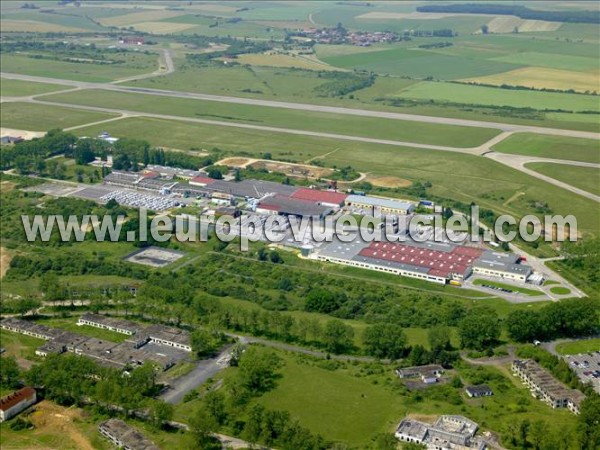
[2,71,599,140]
[485,152,600,203]
[111,49,175,84]
[158,344,233,404]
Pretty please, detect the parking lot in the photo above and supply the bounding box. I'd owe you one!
[124,247,185,267]
[564,351,600,394]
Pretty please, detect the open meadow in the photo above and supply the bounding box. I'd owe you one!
[0,79,66,97]
[525,163,600,197]
[0,102,118,131]
[492,133,600,164]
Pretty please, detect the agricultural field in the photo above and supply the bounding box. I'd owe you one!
[319,47,523,80]
[0,51,159,83]
[394,81,600,112]
[525,163,600,197]
[236,53,339,71]
[492,133,600,164]
[42,88,500,148]
[0,102,118,132]
[71,116,600,236]
[463,67,599,93]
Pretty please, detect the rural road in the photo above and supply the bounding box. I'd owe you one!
[2,71,599,140]
[485,152,600,203]
[159,344,233,404]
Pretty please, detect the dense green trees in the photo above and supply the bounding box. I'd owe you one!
[458,307,501,350]
[506,298,599,342]
[0,356,21,390]
[363,323,407,359]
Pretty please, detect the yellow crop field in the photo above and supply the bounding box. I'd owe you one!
[99,10,187,27]
[484,16,562,33]
[463,67,599,93]
[0,20,87,33]
[237,53,340,71]
[131,21,197,34]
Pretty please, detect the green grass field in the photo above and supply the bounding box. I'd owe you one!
[254,350,578,447]
[72,116,600,235]
[320,46,523,80]
[0,329,44,363]
[0,79,65,97]
[493,133,600,164]
[491,51,598,71]
[549,286,572,295]
[1,51,158,83]
[526,163,600,197]
[555,338,600,355]
[473,279,542,296]
[396,81,600,112]
[41,88,500,148]
[0,102,118,131]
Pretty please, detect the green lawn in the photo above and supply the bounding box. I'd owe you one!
[0,102,118,131]
[473,279,542,296]
[493,133,600,164]
[1,51,158,83]
[72,117,600,236]
[254,351,578,447]
[41,89,500,148]
[549,286,572,295]
[0,79,66,97]
[526,163,600,197]
[491,52,598,71]
[555,338,600,355]
[396,81,600,112]
[0,329,44,363]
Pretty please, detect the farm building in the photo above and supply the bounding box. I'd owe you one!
[99,419,159,450]
[345,194,415,215]
[0,135,24,145]
[0,387,36,423]
[291,187,347,207]
[395,415,485,449]
[465,385,493,398]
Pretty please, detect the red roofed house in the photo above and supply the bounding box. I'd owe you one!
[190,176,216,187]
[0,387,36,422]
[291,188,347,208]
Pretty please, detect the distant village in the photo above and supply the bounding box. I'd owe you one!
[292,26,456,46]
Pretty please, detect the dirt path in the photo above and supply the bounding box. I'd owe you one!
[0,246,12,278]
[28,401,96,450]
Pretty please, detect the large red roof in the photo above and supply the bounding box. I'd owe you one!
[291,188,347,205]
[0,387,35,412]
[360,241,483,278]
[190,176,216,185]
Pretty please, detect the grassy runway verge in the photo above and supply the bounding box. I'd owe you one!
[492,133,600,164]
[40,89,500,148]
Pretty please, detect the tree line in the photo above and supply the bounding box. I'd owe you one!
[417,3,600,24]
